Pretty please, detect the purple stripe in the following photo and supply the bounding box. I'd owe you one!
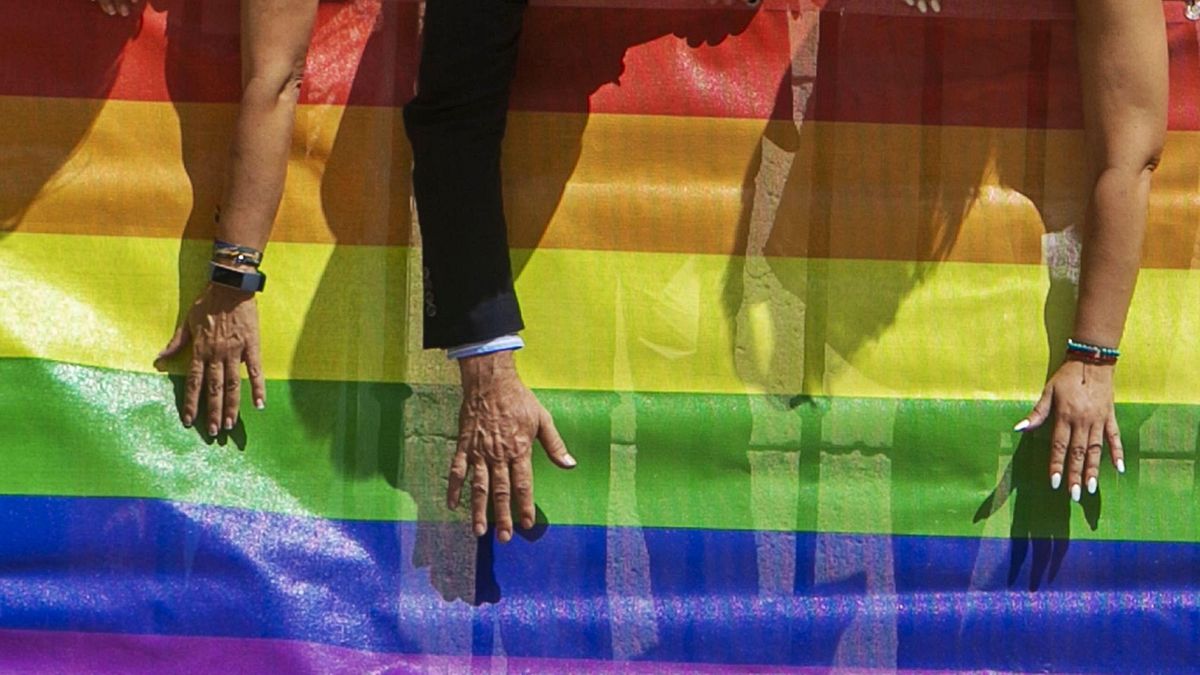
[0,629,858,674]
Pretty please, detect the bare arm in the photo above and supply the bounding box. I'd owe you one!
[1017,0,1168,499]
[157,0,319,435]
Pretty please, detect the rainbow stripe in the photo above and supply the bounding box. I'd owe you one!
[3,0,1200,671]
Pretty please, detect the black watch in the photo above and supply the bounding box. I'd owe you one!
[210,262,267,293]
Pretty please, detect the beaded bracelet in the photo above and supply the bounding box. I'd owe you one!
[212,239,264,268]
[1066,338,1119,365]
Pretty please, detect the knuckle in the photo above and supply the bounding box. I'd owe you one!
[223,378,239,392]
[206,379,223,397]
[1070,446,1087,461]
[470,482,489,496]
[513,479,533,496]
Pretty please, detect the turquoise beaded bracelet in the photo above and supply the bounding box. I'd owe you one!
[1066,338,1119,363]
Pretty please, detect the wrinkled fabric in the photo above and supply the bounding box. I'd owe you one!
[2,1,1200,672]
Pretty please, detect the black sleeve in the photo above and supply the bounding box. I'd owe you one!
[403,0,528,349]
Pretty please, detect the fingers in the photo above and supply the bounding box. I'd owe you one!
[470,459,490,537]
[511,457,536,530]
[182,357,204,427]
[95,0,137,17]
[446,442,469,510]
[205,360,224,437]
[244,338,266,410]
[1048,415,1069,491]
[222,357,241,431]
[491,461,514,543]
[1106,412,1126,474]
[1014,387,1052,433]
[1084,426,1103,496]
[156,325,191,368]
[537,408,577,469]
[1066,423,1087,503]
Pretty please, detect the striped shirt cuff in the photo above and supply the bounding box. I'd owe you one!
[445,334,525,360]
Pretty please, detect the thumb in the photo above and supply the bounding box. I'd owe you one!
[155,324,191,368]
[537,407,576,469]
[1013,387,1052,432]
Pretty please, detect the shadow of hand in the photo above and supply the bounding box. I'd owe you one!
[974,430,1101,591]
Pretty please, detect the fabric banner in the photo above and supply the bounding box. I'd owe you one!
[2,0,1199,671]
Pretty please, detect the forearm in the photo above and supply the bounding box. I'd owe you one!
[216,0,319,251]
[1072,0,1167,349]
[404,0,528,348]
[1072,187,1148,348]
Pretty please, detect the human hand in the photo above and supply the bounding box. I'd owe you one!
[449,351,576,542]
[1013,359,1125,502]
[155,283,266,436]
[902,0,942,13]
[89,0,140,17]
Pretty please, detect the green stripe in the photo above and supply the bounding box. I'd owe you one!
[3,357,1197,543]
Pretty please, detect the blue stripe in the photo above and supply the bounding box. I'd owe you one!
[0,495,1197,671]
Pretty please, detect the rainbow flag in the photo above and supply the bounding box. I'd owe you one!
[2,0,1199,670]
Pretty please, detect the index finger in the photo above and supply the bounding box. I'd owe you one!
[244,337,266,410]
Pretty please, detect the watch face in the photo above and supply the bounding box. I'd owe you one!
[211,265,245,288]
[210,264,264,292]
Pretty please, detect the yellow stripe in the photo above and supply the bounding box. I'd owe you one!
[4,96,1199,266]
[3,231,1199,403]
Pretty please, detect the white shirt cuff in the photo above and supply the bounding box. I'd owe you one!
[446,334,525,360]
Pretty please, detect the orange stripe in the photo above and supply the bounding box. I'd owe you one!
[4,97,1198,268]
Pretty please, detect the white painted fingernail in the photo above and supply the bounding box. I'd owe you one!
[1117,459,1126,474]
[1050,473,1062,490]
[1087,477,1097,494]
[1013,420,1030,432]
[255,399,265,410]
[1071,484,1081,502]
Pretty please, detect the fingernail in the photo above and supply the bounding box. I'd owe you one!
[1071,484,1081,502]
[498,530,512,543]
[255,399,265,410]
[1050,472,1061,490]
[224,417,234,430]
[563,454,578,468]
[521,518,534,530]
[1087,476,1098,494]
[1117,459,1126,474]
[474,523,487,537]
[208,424,218,436]
[182,415,192,427]
[1013,420,1030,432]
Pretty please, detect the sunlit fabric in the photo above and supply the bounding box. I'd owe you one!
[2,0,1199,671]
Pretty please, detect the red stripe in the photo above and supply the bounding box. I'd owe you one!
[3,1,1198,130]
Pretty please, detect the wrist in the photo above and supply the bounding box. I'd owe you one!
[459,350,518,392]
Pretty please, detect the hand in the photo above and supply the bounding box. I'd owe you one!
[902,0,942,13]
[449,351,576,542]
[155,283,266,436]
[1013,359,1125,502]
[89,0,140,17]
